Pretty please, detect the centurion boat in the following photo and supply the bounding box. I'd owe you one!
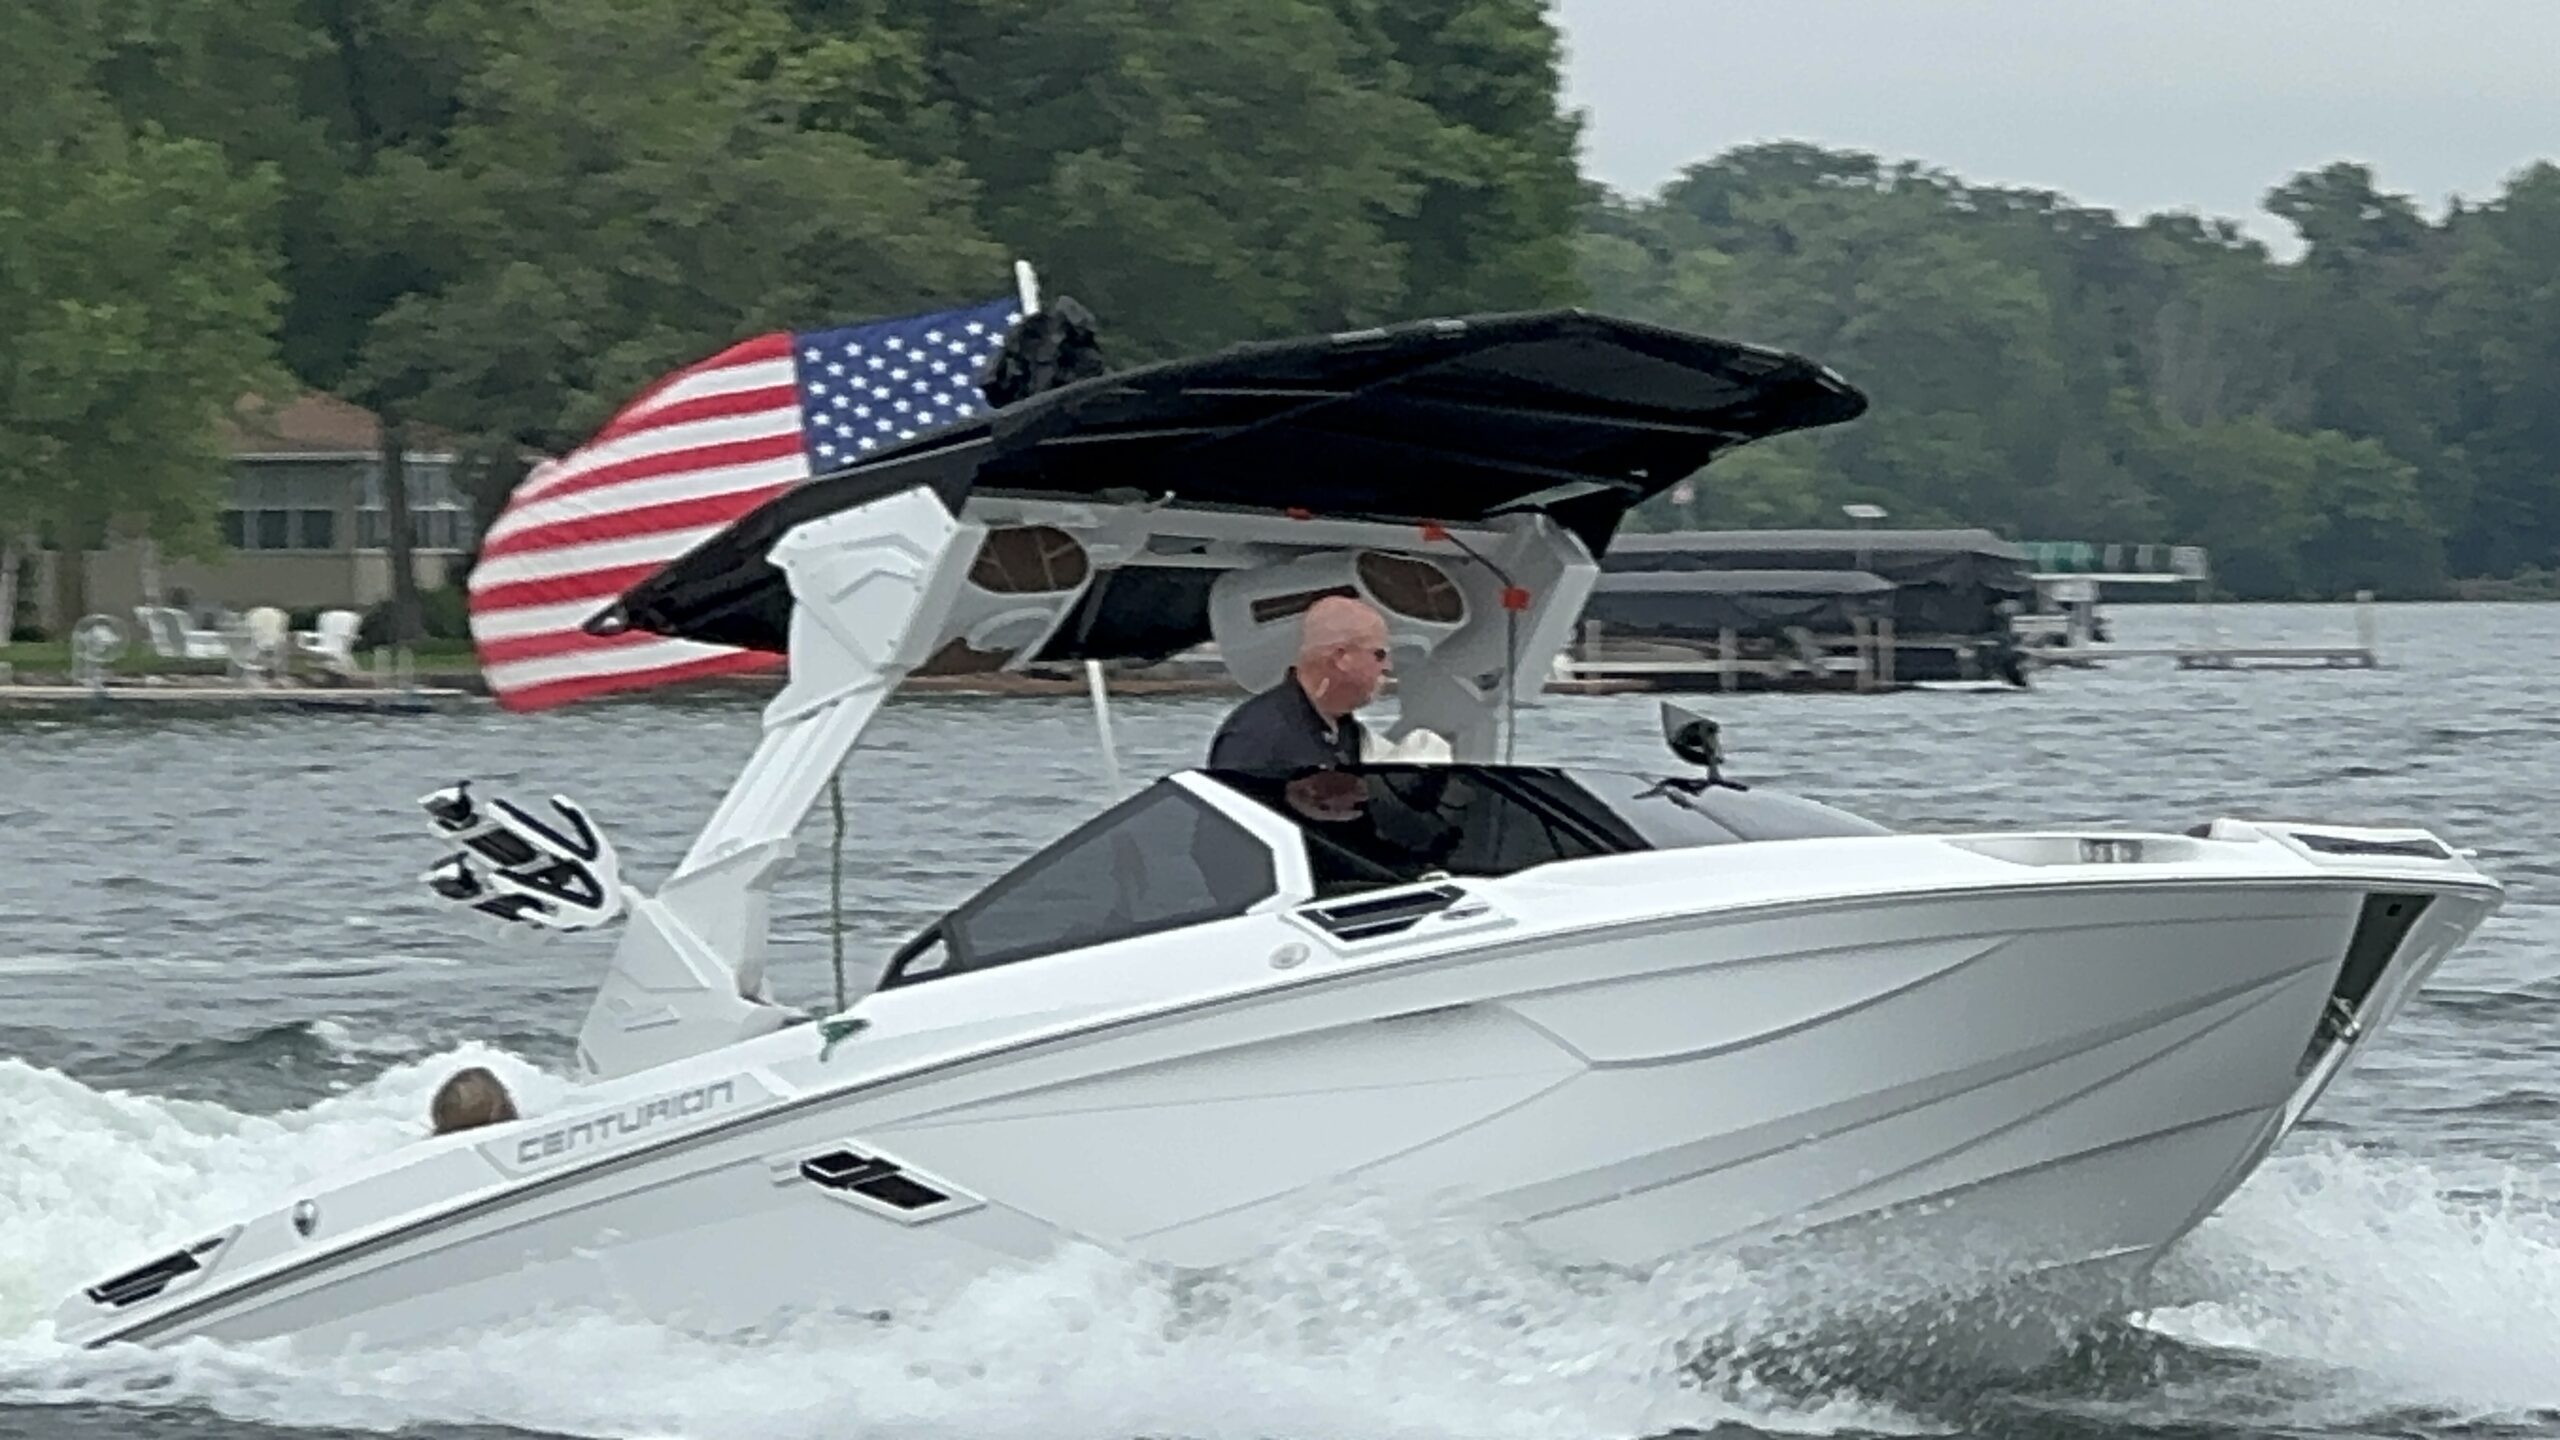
[59,310,2501,1358]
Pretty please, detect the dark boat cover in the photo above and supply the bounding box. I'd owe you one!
[606,309,1868,656]
[1603,529,2030,636]
[1582,569,1895,639]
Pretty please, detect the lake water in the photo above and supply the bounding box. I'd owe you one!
[2,601,2554,1440]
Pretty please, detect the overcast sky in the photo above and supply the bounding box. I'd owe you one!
[1553,0,2560,250]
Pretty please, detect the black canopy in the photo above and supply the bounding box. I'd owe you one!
[1604,529,2029,589]
[1582,569,1895,639]
[609,310,1867,655]
[1602,529,2029,637]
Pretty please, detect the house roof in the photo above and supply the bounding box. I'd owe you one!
[222,393,463,458]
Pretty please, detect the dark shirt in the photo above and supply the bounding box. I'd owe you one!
[1207,669,1365,774]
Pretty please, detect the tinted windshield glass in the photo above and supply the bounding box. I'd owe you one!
[941,783,1276,970]
[1206,765,1886,894]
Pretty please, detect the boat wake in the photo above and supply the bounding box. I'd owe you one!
[2122,1141,2560,1428]
[3,1050,2554,1440]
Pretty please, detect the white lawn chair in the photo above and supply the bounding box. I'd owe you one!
[134,605,238,663]
[240,606,290,681]
[293,608,363,677]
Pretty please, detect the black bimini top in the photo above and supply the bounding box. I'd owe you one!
[1583,568,1897,639]
[607,309,1868,656]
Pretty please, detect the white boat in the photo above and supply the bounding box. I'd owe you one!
[57,311,2501,1361]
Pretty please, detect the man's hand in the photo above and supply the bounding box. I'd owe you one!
[1285,769,1369,822]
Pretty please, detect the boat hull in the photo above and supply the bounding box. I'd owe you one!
[57,860,2498,1361]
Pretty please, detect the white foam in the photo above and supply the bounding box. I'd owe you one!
[304,1018,431,1061]
[2139,1141,2560,1424]
[0,1050,568,1339]
[0,1053,1918,1440]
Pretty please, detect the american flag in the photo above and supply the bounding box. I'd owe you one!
[468,296,1021,711]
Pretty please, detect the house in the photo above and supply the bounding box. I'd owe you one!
[37,394,479,633]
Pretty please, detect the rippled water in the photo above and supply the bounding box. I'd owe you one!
[2,602,2554,1440]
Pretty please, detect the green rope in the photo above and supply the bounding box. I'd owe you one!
[829,768,847,1013]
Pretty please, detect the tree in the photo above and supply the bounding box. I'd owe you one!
[1354,0,1584,314]
[891,0,1438,358]
[1577,140,2560,595]
[350,0,1006,449]
[0,0,285,633]
[2430,163,2560,577]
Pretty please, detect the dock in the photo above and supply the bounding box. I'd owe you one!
[0,683,478,714]
[2049,644,2379,670]
[2016,543,2381,671]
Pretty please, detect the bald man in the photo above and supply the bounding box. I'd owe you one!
[1208,595,1391,774]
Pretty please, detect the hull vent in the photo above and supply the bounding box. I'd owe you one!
[1301,884,1464,941]
[85,1234,225,1308]
[798,1147,974,1220]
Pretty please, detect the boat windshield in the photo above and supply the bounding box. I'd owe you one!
[1203,765,1887,893]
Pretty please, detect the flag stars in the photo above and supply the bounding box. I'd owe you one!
[793,302,1018,469]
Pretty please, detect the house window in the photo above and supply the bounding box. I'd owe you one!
[358,460,473,552]
[223,465,356,552]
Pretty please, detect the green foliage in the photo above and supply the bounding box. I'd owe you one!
[1607,144,2560,597]
[12,0,2553,605]
[10,0,1584,524]
[0,0,287,555]
[358,584,468,647]
[343,0,1010,451]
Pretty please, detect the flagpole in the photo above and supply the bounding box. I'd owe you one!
[1017,258,1123,792]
